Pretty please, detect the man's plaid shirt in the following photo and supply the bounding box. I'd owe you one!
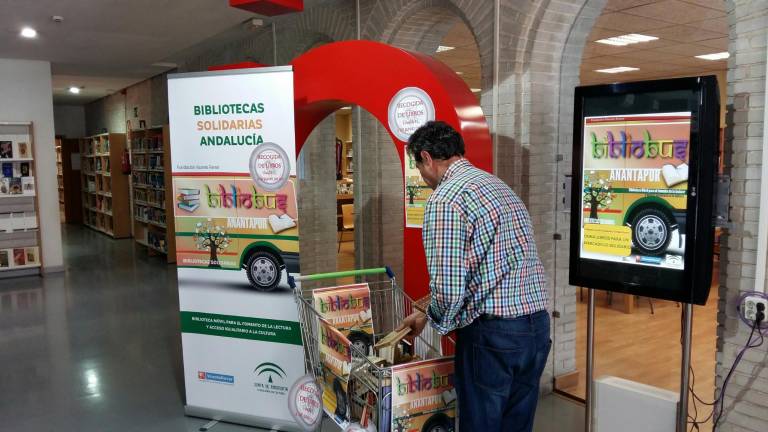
[423,158,548,334]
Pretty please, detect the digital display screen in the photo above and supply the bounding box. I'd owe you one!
[580,112,691,270]
[569,77,719,305]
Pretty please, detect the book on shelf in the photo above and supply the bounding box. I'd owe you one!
[177,188,200,212]
[0,213,9,232]
[0,178,9,194]
[25,247,39,265]
[17,142,29,158]
[2,162,12,177]
[13,248,25,266]
[9,178,22,194]
[0,250,8,268]
[0,141,12,158]
[20,162,30,177]
[22,177,35,194]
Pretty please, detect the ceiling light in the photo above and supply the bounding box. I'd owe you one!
[695,52,730,61]
[20,27,37,38]
[471,88,481,93]
[68,87,81,94]
[595,66,639,74]
[455,71,464,75]
[595,34,658,46]
[436,45,454,53]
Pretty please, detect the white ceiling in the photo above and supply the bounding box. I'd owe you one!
[0,0,728,105]
[0,0,262,104]
[580,0,728,85]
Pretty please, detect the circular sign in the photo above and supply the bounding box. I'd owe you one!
[287,375,323,431]
[387,87,435,142]
[249,143,291,191]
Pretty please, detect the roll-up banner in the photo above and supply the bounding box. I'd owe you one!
[168,66,307,431]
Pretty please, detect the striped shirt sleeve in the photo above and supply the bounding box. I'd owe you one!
[423,199,469,335]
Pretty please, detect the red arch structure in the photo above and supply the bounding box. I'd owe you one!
[291,40,492,298]
[212,40,493,299]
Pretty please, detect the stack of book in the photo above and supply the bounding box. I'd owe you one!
[0,161,34,196]
[177,188,200,212]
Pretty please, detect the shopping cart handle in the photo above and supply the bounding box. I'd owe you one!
[292,267,394,282]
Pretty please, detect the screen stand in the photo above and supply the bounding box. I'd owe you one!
[677,303,693,432]
[585,288,596,432]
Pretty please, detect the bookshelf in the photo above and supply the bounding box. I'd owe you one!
[130,126,175,263]
[0,122,42,277]
[80,133,131,238]
[56,139,64,221]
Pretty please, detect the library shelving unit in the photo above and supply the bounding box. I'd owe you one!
[58,138,82,224]
[56,139,64,221]
[130,126,175,263]
[80,132,131,238]
[0,121,42,278]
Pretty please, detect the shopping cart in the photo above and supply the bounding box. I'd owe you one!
[289,267,455,431]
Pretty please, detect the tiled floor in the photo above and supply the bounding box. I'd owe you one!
[0,225,583,432]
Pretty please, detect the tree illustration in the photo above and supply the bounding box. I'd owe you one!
[583,172,615,220]
[405,176,422,205]
[193,218,231,268]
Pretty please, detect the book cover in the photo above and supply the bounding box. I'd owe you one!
[0,178,9,194]
[25,247,39,265]
[22,177,35,194]
[178,188,200,196]
[20,162,30,177]
[0,141,11,158]
[17,142,29,158]
[318,319,352,429]
[0,250,8,268]
[391,358,457,432]
[2,162,12,177]
[9,178,22,194]
[177,202,200,212]
[13,248,26,266]
[312,283,375,355]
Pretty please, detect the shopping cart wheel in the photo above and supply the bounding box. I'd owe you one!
[245,251,282,291]
[421,413,453,432]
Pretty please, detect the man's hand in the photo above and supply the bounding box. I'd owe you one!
[397,311,428,344]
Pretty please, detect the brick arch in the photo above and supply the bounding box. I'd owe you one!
[374,0,493,92]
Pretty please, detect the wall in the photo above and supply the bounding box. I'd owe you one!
[716,2,768,430]
[53,105,86,138]
[0,58,64,272]
[84,92,126,136]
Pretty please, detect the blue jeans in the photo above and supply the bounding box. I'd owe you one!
[454,310,551,432]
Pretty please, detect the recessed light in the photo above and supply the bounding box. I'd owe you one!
[68,87,81,94]
[595,34,658,46]
[151,62,177,68]
[436,45,454,53]
[455,71,464,75]
[20,27,37,39]
[471,88,481,93]
[595,67,639,74]
[695,52,730,61]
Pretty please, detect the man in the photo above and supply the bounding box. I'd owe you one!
[399,121,550,432]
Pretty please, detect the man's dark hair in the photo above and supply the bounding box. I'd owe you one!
[407,121,465,163]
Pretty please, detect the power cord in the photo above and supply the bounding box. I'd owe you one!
[687,303,765,431]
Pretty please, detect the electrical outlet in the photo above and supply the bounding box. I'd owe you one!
[741,295,768,322]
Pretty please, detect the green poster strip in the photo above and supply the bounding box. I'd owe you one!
[180,311,303,346]
[175,232,299,241]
